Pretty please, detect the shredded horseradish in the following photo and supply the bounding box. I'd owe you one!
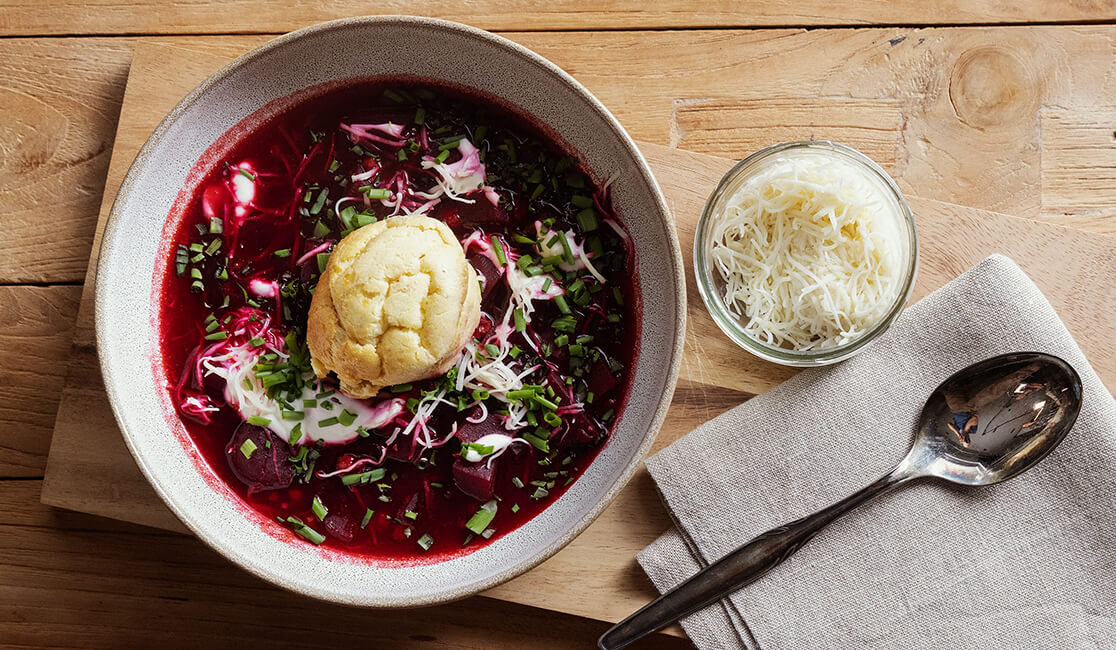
[708,153,903,350]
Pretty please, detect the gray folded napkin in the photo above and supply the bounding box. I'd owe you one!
[638,254,1116,650]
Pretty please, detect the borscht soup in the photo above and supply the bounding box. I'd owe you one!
[158,82,636,561]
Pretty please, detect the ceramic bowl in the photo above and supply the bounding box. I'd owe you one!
[96,16,685,607]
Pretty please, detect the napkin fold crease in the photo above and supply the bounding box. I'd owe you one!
[637,255,1116,650]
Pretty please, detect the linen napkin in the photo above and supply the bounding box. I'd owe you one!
[638,254,1116,650]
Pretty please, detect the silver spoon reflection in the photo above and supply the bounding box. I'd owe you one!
[599,352,1083,649]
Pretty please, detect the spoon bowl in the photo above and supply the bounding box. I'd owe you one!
[600,352,1083,649]
[901,352,1082,486]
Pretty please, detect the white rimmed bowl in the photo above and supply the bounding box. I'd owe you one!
[96,16,685,607]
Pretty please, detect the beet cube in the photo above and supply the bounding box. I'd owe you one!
[453,458,498,501]
[225,422,295,491]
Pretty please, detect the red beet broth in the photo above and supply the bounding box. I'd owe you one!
[159,81,636,561]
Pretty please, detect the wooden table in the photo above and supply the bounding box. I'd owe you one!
[4,3,1116,647]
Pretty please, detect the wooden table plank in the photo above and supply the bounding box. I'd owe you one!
[0,481,687,649]
[0,285,80,477]
[5,27,1116,284]
[1,1,1114,36]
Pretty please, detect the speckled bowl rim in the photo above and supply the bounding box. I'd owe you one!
[95,16,685,607]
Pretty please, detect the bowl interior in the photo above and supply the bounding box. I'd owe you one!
[96,17,684,606]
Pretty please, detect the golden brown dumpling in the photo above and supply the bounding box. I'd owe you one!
[307,215,481,398]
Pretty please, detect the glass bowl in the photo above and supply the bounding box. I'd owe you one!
[694,141,919,367]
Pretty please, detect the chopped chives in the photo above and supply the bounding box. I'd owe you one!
[249,336,265,347]
[543,412,561,426]
[237,168,255,181]
[246,415,271,426]
[552,315,576,333]
[511,503,521,513]
[204,318,220,333]
[390,383,413,393]
[404,510,418,520]
[434,149,450,164]
[239,438,257,460]
[281,410,304,421]
[511,476,525,489]
[554,334,568,347]
[558,232,575,264]
[360,508,373,529]
[571,194,593,208]
[341,468,386,485]
[513,308,526,332]
[365,187,390,200]
[522,431,550,452]
[576,207,599,232]
[532,394,559,411]
[383,89,405,103]
[311,496,328,521]
[313,220,331,238]
[416,533,434,551]
[414,107,426,125]
[337,409,357,427]
[553,295,571,315]
[316,252,331,273]
[205,239,222,255]
[204,331,228,341]
[309,188,329,215]
[465,500,498,535]
[288,424,302,446]
[285,516,325,545]
[490,236,507,266]
[208,217,224,234]
[484,343,500,357]
[438,135,464,150]
[318,416,339,427]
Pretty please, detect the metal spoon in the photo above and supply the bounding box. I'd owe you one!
[599,352,1083,649]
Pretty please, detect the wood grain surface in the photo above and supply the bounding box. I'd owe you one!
[3,14,1116,650]
[38,39,1116,637]
[7,27,1116,286]
[1,1,1114,36]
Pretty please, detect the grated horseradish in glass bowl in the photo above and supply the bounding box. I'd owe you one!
[694,141,919,367]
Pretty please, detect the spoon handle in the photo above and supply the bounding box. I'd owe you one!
[598,468,916,650]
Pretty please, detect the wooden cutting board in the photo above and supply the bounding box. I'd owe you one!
[42,41,1116,628]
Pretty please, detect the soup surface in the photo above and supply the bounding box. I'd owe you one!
[158,82,636,560]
